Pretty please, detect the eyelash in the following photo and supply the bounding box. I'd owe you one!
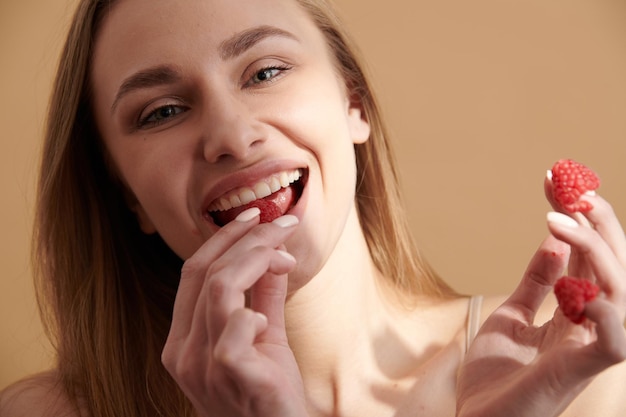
[137,102,188,129]
[245,63,292,87]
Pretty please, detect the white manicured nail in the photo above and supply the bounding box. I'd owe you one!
[584,190,596,197]
[255,312,268,325]
[547,212,579,228]
[546,169,553,181]
[276,249,296,263]
[272,215,299,228]
[235,207,260,222]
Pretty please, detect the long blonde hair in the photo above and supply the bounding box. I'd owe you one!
[35,0,455,415]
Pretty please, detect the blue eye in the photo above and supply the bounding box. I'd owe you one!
[247,65,291,86]
[139,104,186,128]
[252,67,280,83]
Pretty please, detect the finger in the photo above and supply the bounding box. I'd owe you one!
[567,248,594,285]
[212,308,273,402]
[167,207,262,343]
[249,268,291,344]
[173,214,297,358]
[544,175,595,280]
[547,212,626,300]
[206,245,297,346]
[213,308,269,370]
[564,230,595,285]
[213,308,284,397]
[579,193,626,268]
[505,234,570,323]
[569,299,626,379]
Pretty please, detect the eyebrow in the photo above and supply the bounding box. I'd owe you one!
[111,65,182,113]
[219,25,299,60]
[109,26,298,113]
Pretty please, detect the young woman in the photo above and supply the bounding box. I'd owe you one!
[1,0,625,416]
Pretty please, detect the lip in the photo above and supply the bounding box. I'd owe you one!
[200,160,309,225]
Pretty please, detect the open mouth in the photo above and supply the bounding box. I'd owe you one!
[207,168,307,226]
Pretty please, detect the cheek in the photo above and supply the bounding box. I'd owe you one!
[274,76,360,269]
[139,190,205,259]
[137,178,206,259]
[276,73,355,155]
[271,70,358,189]
[107,137,205,259]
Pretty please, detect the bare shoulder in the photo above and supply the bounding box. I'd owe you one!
[0,371,80,417]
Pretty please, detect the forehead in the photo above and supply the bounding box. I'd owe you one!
[102,0,309,37]
[93,0,316,62]
[91,0,324,99]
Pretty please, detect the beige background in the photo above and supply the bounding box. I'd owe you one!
[1,0,625,389]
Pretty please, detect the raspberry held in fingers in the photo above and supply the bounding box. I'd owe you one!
[554,276,600,324]
[550,159,600,213]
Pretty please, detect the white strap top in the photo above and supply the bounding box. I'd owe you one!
[465,295,484,353]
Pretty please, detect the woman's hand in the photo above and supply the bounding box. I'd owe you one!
[456,184,626,417]
[161,208,308,417]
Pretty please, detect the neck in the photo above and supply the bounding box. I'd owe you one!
[284,208,408,409]
[282,208,468,417]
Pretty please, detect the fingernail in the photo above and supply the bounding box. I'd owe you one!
[547,212,579,228]
[255,312,268,325]
[235,207,261,222]
[546,169,553,181]
[584,190,596,197]
[272,214,299,228]
[276,249,296,263]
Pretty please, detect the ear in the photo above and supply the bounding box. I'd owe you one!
[346,95,370,144]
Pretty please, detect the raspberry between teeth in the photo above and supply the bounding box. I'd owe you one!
[550,159,600,213]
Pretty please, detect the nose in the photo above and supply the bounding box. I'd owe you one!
[200,93,266,164]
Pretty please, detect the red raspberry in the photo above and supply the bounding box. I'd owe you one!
[550,159,600,213]
[554,276,599,324]
[246,199,282,224]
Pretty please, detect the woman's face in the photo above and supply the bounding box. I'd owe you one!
[90,0,370,272]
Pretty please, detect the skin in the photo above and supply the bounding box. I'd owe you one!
[89,0,474,414]
[1,0,625,416]
[458,188,626,417]
[91,0,369,276]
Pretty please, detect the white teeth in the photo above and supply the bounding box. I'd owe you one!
[229,194,241,209]
[239,188,256,205]
[208,169,303,212]
[269,176,281,193]
[253,182,272,199]
[219,197,231,211]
